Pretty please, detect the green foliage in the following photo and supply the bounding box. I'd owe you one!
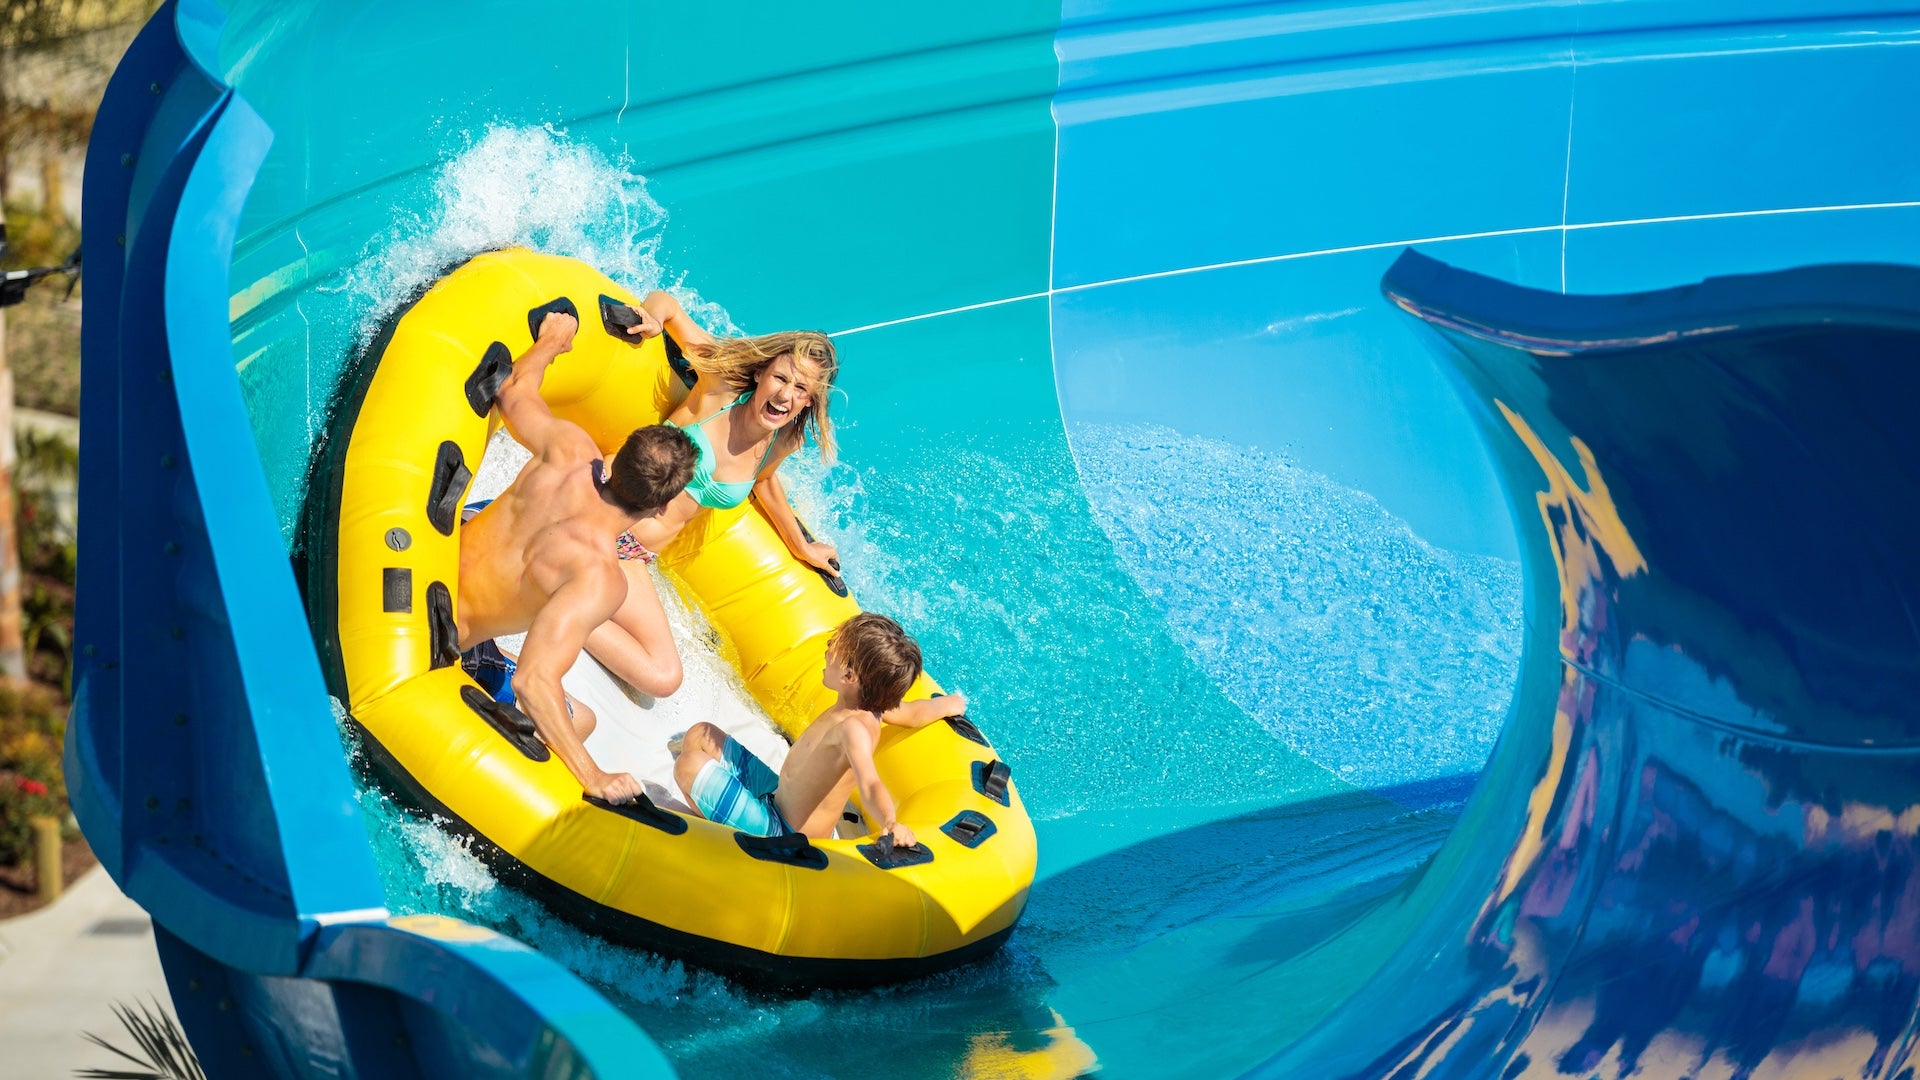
[17,427,76,689]
[0,676,69,865]
[0,427,77,864]
[1,0,157,51]
[3,198,84,415]
[1,193,81,269]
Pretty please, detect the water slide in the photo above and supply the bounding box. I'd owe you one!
[71,0,1920,1076]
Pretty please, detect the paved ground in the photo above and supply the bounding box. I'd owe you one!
[0,865,175,1077]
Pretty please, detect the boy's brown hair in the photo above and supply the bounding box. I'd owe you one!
[829,613,922,715]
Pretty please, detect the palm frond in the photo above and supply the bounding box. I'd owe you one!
[75,996,206,1080]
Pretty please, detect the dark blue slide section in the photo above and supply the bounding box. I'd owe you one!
[1263,251,1920,1077]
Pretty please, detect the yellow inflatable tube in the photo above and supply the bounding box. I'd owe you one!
[304,248,1034,987]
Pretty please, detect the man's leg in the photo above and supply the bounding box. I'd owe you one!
[584,557,684,698]
[567,695,596,740]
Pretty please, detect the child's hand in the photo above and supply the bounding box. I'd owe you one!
[938,693,968,717]
[885,821,918,849]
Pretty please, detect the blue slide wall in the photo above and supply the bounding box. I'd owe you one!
[72,1,1920,1076]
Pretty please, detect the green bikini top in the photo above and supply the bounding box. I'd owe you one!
[668,393,777,510]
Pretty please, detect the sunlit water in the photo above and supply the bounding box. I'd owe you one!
[1068,422,1522,799]
[256,127,1517,1076]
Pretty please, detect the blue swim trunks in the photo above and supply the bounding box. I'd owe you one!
[461,638,518,704]
[690,735,792,838]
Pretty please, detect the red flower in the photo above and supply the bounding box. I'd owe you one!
[17,778,47,797]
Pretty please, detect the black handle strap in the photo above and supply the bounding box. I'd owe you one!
[459,685,548,762]
[582,792,688,835]
[972,759,1012,807]
[941,810,997,849]
[794,519,848,597]
[425,441,472,537]
[464,341,513,416]
[931,695,990,746]
[860,834,934,870]
[736,831,828,870]
[662,331,696,388]
[527,296,580,343]
[598,293,646,340]
[426,583,459,669]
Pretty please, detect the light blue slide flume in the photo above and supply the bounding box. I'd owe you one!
[72,1,1920,1076]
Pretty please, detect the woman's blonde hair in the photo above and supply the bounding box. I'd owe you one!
[686,331,839,463]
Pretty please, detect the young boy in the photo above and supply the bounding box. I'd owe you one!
[671,613,968,845]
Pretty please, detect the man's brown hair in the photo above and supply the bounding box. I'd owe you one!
[606,424,696,517]
[829,612,922,715]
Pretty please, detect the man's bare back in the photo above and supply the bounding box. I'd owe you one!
[457,459,621,649]
[457,311,696,803]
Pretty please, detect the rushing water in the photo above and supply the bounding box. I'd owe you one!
[1068,422,1522,800]
[265,126,1520,1077]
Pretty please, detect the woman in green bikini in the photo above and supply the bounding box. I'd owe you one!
[583,291,841,697]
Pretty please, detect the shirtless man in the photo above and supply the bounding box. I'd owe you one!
[669,613,968,843]
[459,311,696,804]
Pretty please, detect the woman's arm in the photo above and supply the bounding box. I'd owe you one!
[752,436,839,572]
[640,290,715,351]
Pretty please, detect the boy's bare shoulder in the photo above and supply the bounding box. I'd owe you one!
[810,705,879,744]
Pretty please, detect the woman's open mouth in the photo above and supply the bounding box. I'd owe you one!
[763,399,794,423]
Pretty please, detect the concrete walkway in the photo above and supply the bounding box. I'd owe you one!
[0,865,176,1076]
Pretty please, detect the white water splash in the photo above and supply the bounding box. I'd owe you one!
[337,124,739,345]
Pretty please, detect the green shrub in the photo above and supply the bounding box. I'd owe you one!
[16,428,77,693]
[0,678,69,865]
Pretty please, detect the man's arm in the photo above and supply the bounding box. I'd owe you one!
[496,312,580,457]
[512,556,642,803]
[844,713,915,848]
[639,290,715,351]
[883,693,968,731]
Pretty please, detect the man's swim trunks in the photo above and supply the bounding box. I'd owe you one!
[690,734,793,837]
[615,531,657,564]
[461,638,518,704]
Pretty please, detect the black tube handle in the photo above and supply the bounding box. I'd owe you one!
[582,792,688,835]
[860,834,934,870]
[464,341,513,416]
[941,810,997,849]
[598,293,649,340]
[931,694,990,746]
[425,441,472,537]
[795,519,847,597]
[661,331,696,388]
[459,685,548,762]
[527,296,580,343]
[972,759,1012,807]
[736,831,828,870]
